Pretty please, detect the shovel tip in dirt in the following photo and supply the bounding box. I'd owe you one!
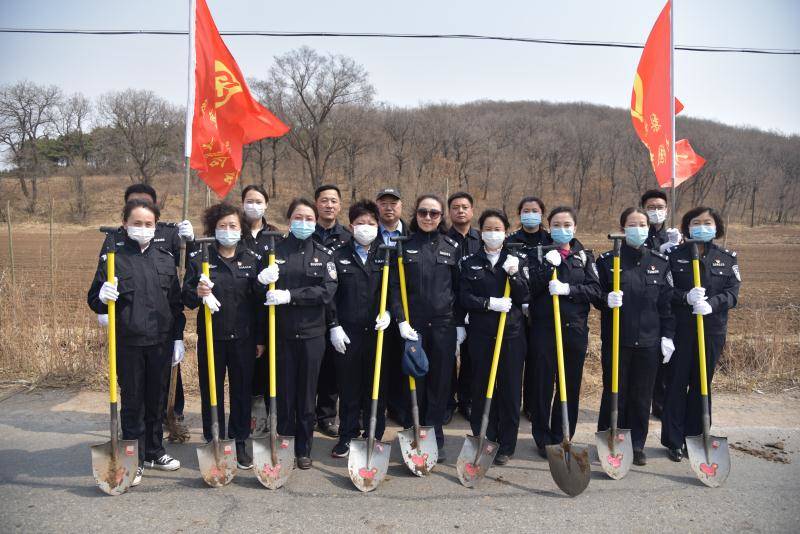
[546,442,591,497]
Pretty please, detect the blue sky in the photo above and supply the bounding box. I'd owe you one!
[1,0,798,134]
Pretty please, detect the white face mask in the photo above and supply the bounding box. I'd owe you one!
[243,203,265,221]
[481,231,505,250]
[127,225,155,246]
[353,224,378,246]
[647,209,667,225]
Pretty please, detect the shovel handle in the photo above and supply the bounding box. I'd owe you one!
[485,279,511,399]
[372,247,392,401]
[268,245,277,400]
[106,251,117,405]
[551,270,568,403]
[395,249,418,393]
[690,243,709,398]
[201,250,218,408]
[611,254,620,394]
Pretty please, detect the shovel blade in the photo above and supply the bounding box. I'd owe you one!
[546,442,591,497]
[348,438,391,492]
[90,439,139,496]
[397,426,438,476]
[456,435,499,488]
[197,439,237,487]
[594,428,633,480]
[686,434,730,488]
[252,434,295,489]
[250,396,267,438]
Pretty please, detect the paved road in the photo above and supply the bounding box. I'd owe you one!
[0,388,798,533]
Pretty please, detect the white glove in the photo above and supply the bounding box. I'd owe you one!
[97,314,109,327]
[693,300,712,316]
[199,273,214,289]
[172,340,185,366]
[464,313,470,325]
[544,249,561,267]
[488,297,512,313]
[607,291,623,308]
[203,293,222,313]
[99,278,119,304]
[398,321,419,341]
[502,255,519,276]
[257,264,280,285]
[666,227,681,245]
[521,303,530,317]
[330,326,351,354]
[549,279,570,296]
[178,220,194,241]
[686,287,707,306]
[375,311,391,331]
[265,289,291,306]
[661,337,675,364]
[456,326,467,347]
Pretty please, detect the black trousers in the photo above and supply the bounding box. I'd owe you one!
[315,339,338,426]
[384,322,408,424]
[197,336,256,442]
[597,344,660,451]
[468,333,526,456]
[413,324,456,448]
[117,341,172,463]
[276,335,326,457]
[335,325,388,443]
[651,360,668,417]
[252,350,268,398]
[661,327,726,450]
[522,322,537,414]
[448,336,472,412]
[530,321,589,448]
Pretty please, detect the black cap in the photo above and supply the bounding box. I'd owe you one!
[376,187,401,200]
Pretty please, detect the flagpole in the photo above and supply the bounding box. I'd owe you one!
[181,0,197,276]
[669,0,677,228]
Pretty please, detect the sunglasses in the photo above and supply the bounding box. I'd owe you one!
[416,208,442,219]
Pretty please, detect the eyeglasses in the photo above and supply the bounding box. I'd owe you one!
[416,208,442,219]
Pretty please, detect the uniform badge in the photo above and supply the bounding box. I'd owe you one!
[338,259,351,265]
[470,265,483,270]
[327,261,337,280]
[100,254,107,262]
[732,264,741,281]
[406,249,419,254]
[275,259,286,264]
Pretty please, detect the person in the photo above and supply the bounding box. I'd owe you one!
[312,184,352,439]
[267,198,338,469]
[326,200,392,457]
[459,209,529,465]
[595,207,675,466]
[444,191,481,424]
[389,194,464,461]
[87,198,186,487]
[506,196,551,421]
[527,206,600,457]
[182,203,266,470]
[661,207,740,462]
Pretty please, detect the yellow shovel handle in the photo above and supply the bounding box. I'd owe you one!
[485,279,511,399]
[372,259,391,400]
[397,255,418,393]
[107,252,117,404]
[268,252,277,399]
[552,269,568,403]
[202,261,218,407]
[611,254,620,394]
[692,257,709,397]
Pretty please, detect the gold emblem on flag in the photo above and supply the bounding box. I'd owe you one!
[214,60,242,109]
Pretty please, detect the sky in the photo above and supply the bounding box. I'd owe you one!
[1,0,798,135]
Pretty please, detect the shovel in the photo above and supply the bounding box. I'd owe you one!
[392,235,437,476]
[349,244,393,492]
[91,227,138,496]
[195,238,237,487]
[684,239,731,488]
[595,234,633,479]
[546,267,591,497]
[165,366,190,443]
[252,232,295,489]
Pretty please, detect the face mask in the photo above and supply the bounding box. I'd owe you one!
[215,229,241,247]
[243,203,265,221]
[624,226,649,247]
[550,227,574,245]
[352,224,378,246]
[520,212,542,229]
[481,231,505,250]
[689,225,716,242]
[647,209,667,225]
[127,225,155,246]
[290,220,315,240]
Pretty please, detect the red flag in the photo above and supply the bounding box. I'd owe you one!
[189,0,289,198]
[631,0,704,188]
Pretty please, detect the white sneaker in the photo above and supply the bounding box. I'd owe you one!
[147,454,180,471]
[131,466,143,487]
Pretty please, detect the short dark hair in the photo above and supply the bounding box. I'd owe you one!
[122,198,160,222]
[242,184,269,203]
[478,209,510,231]
[447,191,474,208]
[681,206,725,239]
[348,199,380,224]
[517,196,546,215]
[286,197,318,220]
[202,203,248,237]
[619,207,648,228]
[641,189,667,207]
[124,183,157,204]
[409,194,447,233]
[314,184,341,200]
[548,206,577,225]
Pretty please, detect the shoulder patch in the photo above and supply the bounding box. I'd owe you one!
[732,264,741,281]
[314,242,333,256]
[591,262,598,278]
[190,250,200,258]
[578,250,587,265]
[442,235,458,248]
[651,250,667,261]
[327,261,337,280]
[666,271,674,287]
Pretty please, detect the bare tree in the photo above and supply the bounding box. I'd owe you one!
[53,93,93,221]
[382,105,414,181]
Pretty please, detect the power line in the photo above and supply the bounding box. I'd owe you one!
[0,27,798,55]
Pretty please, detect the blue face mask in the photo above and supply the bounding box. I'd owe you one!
[520,212,542,229]
[550,227,574,245]
[624,226,649,248]
[290,220,316,240]
[689,225,716,242]
[215,229,241,247]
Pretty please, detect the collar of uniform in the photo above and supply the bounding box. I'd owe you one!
[476,246,506,266]
[620,241,645,261]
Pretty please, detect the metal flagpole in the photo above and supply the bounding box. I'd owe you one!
[669,0,677,228]
[181,0,196,276]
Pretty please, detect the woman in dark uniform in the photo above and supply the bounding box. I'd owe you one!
[459,209,529,465]
[87,199,185,487]
[661,207,740,462]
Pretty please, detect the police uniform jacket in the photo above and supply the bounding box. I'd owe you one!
[327,239,388,332]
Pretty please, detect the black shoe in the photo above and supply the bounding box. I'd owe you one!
[437,447,447,463]
[652,404,663,420]
[537,445,548,459]
[297,456,313,469]
[523,408,533,422]
[236,441,253,470]
[667,448,683,462]
[443,409,454,426]
[331,441,350,458]
[317,421,339,438]
[633,449,647,466]
[459,405,472,421]
[494,454,510,466]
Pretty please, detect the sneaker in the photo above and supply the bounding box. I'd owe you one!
[147,454,180,471]
[633,449,647,466]
[331,441,350,458]
[236,441,253,470]
[131,465,143,487]
[317,421,339,438]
